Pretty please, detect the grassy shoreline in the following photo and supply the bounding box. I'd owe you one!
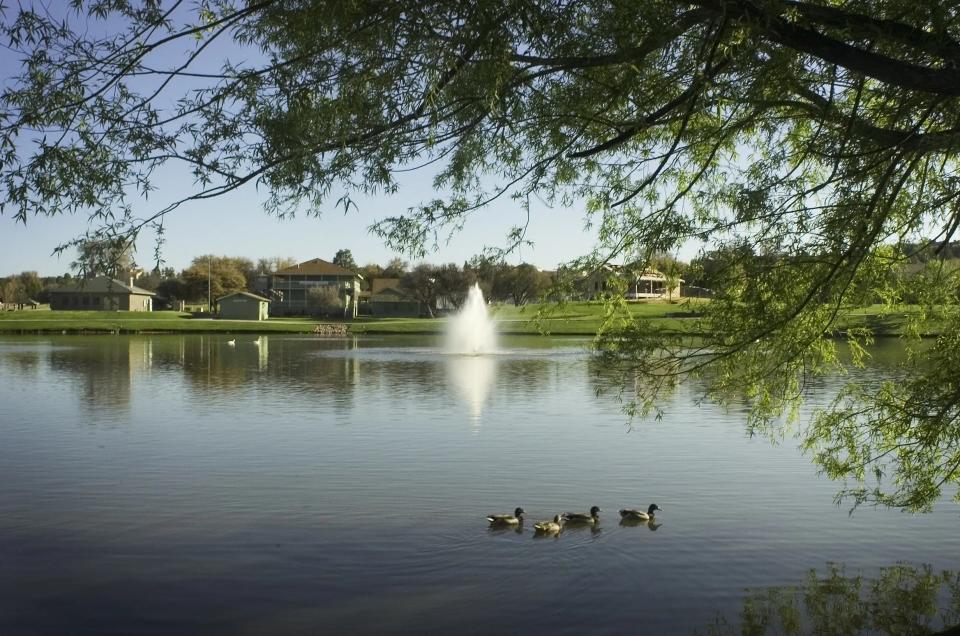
[0,303,696,336]
[0,302,938,337]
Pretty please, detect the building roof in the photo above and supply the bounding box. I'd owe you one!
[274,258,361,278]
[371,277,401,294]
[0,297,39,305]
[637,270,666,281]
[371,286,414,301]
[217,291,271,302]
[636,270,684,283]
[49,276,156,296]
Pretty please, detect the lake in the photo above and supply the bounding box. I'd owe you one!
[2,334,958,635]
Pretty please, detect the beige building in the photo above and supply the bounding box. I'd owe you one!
[270,258,362,317]
[625,270,683,300]
[580,265,682,300]
[49,276,155,311]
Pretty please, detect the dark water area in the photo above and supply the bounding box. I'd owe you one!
[1,334,958,635]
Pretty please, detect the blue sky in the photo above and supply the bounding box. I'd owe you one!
[0,4,609,277]
[0,4,716,278]
[0,165,601,276]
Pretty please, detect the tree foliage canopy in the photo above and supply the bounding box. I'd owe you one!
[4,0,960,509]
[181,255,249,302]
[332,249,358,272]
[399,263,441,317]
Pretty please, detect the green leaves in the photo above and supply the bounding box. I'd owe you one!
[4,0,960,509]
[702,563,960,636]
[804,317,960,512]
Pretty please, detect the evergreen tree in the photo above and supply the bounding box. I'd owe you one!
[332,249,358,272]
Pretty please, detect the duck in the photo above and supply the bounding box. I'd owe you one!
[487,507,525,526]
[619,503,661,521]
[533,514,564,534]
[253,336,262,346]
[562,506,601,525]
[227,339,236,346]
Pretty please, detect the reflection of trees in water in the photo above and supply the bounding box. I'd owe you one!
[47,337,153,415]
[166,336,362,411]
[152,338,577,419]
[688,343,959,511]
[590,336,960,511]
[153,335,252,394]
[142,336,512,416]
[1,350,42,377]
[497,358,553,401]
[266,338,360,412]
[587,354,680,419]
[366,360,446,398]
[701,563,960,636]
[691,342,916,424]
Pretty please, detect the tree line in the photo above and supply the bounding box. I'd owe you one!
[0,250,558,310]
[9,241,958,311]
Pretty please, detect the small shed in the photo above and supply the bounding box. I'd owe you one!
[218,291,271,321]
[369,284,421,317]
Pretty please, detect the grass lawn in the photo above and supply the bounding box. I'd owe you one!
[351,300,706,335]
[0,302,703,336]
[351,301,941,336]
[0,310,325,334]
[834,304,946,336]
[0,302,941,336]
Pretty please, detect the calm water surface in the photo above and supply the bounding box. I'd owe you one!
[1,334,958,635]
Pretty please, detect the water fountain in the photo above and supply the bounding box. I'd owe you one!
[444,283,497,355]
[444,283,497,421]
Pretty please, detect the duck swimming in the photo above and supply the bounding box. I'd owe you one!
[487,507,525,526]
[619,517,662,531]
[619,503,661,521]
[562,506,601,525]
[533,514,564,534]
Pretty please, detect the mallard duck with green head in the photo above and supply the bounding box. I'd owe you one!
[487,507,525,526]
[562,506,601,525]
[619,503,661,521]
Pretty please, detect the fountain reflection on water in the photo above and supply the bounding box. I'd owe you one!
[444,284,497,421]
